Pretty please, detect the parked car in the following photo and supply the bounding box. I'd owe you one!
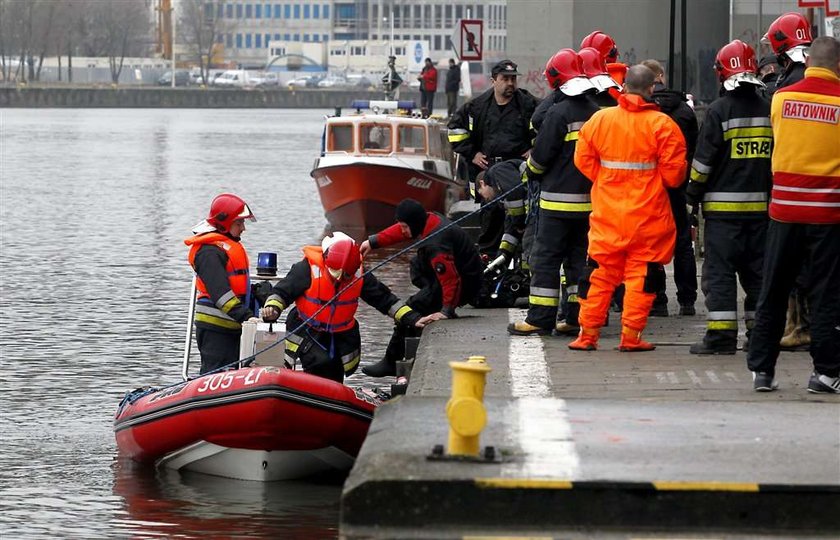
[251,72,281,88]
[317,75,349,88]
[189,71,210,85]
[306,75,325,87]
[214,70,252,88]
[287,76,311,88]
[157,71,190,87]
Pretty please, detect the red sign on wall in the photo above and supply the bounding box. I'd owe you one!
[459,19,483,61]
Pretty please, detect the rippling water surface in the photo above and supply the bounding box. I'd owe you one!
[0,108,413,538]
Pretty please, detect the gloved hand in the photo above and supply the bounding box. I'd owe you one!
[252,280,274,306]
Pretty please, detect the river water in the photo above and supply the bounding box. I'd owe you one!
[0,108,414,538]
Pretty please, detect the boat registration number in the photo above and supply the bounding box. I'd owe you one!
[196,368,266,393]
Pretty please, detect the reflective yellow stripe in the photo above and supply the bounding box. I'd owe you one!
[507,206,526,216]
[539,200,592,212]
[690,169,708,183]
[564,131,580,142]
[475,478,573,489]
[653,481,759,492]
[265,298,285,311]
[394,305,412,322]
[499,240,516,252]
[195,313,242,329]
[285,340,300,353]
[529,295,559,307]
[343,354,360,372]
[707,320,738,330]
[567,294,579,303]
[221,297,240,313]
[702,202,768,212]
[527,159,545,174]
[448,132,469,142]
[723,127,773,140]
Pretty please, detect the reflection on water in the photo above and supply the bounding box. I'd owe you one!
[0,109,414,538]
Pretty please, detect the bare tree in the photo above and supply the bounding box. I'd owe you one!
[179,0,233,83]
[90,0,150,84]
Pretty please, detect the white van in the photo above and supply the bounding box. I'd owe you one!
[214,70,252,88]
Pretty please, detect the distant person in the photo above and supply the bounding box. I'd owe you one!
[418,58,438,118]
[382,55,403,100]
[642,58,699,317]
[747,36,840,394]
[570,65,687,352]
[359,199,483,377]
[260,232,426,383]
[445,58,461,117]
[185,194,257,374]
[448,59,538,257]
[758,54,781,95]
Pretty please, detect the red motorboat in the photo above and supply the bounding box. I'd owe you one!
[311,100,465,233]
[114,365,380,481]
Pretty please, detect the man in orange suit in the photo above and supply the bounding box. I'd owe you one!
[571,65,687,352]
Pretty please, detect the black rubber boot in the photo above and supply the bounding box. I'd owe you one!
[362,357,397,377]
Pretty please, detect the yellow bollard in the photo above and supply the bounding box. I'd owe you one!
[446,355,492,457]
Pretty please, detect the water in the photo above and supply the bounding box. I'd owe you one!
[0,108,414,538]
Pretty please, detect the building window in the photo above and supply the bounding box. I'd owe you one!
[294,33,300,41]
[284,33,290,41]
[274,3,281,18]
[477,4,483,19]
[216,33,224,44]
[304,4,310,18]
[284,4,290,18]
[226,3,233,18]
[236,33,243,48]
[245,4,252,18]
[256,4,262,18]
[434,35,441,50]
[256,34,262,48]
[216,3,223,18]
[236,4,243,18]
[313,34,319,42]
[294,4,300,18]
[265,33,271,45]
[314,4,320,18]
[226,33,233,47]
[323,34,328,42]
[245,33,252,48]
[444,5,451,23]
[274,33,281,41]
[324,4,329,19]
[304,34,310,42]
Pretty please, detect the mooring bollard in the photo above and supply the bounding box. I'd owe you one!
[445,355,492,457]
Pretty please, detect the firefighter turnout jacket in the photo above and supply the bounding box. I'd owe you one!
[687,85,773,219]
[368,212,483,317]
[769,66,840,224]
[186,232,253,333]
[526,93,600,219]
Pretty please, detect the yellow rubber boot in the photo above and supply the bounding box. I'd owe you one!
[618,326,656,352]
[569,327,600,351]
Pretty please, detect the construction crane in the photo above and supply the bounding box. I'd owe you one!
[156,0,173,60]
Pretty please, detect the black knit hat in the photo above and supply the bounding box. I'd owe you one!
[395,198,427,238]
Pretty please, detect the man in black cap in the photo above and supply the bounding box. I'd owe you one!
[358,199,483,377]
[448,59,538,257]
[758,54,781,96]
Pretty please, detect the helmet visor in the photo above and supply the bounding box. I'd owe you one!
[590,74,620,92]
[238,203,257,223]
[723,72,765,91]
[785,45,809,64]
[560,76,596,96]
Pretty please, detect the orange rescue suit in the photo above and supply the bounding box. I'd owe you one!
[573,93,687,331]
[295,246,363,334]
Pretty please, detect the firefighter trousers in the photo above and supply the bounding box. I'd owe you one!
[747,221,840,377]
[700,219,767,348]
[578,252,666,331]
[525,215,588,329]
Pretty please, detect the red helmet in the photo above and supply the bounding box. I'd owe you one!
[578,46,620,92]
[207,193,256,232]
[580,30,619,63]
[764,12,812,56]
[715,40,758,81]
[322,232,361,280]
[544,49,592,95]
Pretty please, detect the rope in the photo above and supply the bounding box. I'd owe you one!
[166,179,525,390]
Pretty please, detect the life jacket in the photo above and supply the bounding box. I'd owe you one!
[185,232,250,330]
[295,246,363,333]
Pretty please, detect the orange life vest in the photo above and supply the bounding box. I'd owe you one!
[295,246,363,333]
[185,232,250,303]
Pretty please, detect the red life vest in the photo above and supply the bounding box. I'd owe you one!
[295,246,362,333]
[185,231,250,305]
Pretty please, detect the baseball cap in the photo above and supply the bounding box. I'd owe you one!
[758,54,780,70]
[491,60,520,76]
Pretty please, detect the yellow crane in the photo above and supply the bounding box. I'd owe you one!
[156,0,173,60]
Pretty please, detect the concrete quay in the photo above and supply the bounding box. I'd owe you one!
[341,296,840,537]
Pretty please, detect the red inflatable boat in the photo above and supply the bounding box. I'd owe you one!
[114,365,380,481]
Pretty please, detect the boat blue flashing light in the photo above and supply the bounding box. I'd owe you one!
[256,252,278,277]
[350,100,416,111]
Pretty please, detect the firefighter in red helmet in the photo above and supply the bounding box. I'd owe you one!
[185,193,257,374]
[509,49,600,337]
[581,30,627,90]
[260,232,426,383]
[685,40,772,356]
[764,12,813,92]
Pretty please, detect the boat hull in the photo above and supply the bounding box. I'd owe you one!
[114,366,380,481]
[312,162,457,232]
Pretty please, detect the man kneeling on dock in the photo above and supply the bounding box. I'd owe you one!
[359,199,484,377]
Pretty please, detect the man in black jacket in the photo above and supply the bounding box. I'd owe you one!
[448,59,538,256]
[642,59,699,317]
[445,59,461,118]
